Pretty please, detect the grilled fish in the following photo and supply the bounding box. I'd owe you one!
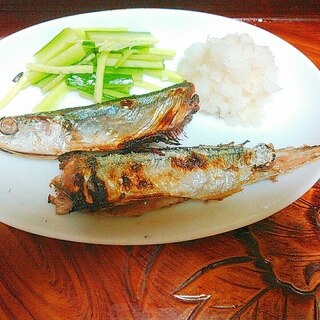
[48,143,320,215]
[0,82,199,158]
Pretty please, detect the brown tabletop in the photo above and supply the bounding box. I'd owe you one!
[0,1,320,319]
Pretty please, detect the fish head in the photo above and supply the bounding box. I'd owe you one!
[174,82,200,114]
[0,116,23,154]
[163,82,200,127]
[0,115,65,157]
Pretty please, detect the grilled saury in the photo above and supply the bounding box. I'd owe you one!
[0,82,199,157]
[48,143,320,215]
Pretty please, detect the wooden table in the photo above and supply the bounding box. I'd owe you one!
[0,2,319,319]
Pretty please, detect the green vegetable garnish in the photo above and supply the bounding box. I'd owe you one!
[0,27,183,112]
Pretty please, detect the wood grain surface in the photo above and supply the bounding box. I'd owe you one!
[0,0,319,38]
[0,2,320,319]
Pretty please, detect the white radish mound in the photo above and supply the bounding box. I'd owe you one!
[177,33,280,127]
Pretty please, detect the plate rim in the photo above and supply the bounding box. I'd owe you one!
[0,8,319,245]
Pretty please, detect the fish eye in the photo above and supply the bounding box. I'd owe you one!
[0,117,18,135]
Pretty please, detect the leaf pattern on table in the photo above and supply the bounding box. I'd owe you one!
[126,182,320,319]
[249,182,320,293]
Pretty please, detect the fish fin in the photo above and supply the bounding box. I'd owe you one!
[200,187,244,201]
[82,197,188,217]
[120,113,194,150]
[0,146,58,159]
[216,140,250,147]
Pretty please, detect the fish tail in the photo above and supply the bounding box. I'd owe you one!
[251,145,320,183]
[274,145,320,172]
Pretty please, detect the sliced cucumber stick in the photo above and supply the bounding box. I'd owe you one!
[94,52,109,103]
[33,81,71,112]
[27,64,94,75]
[33,28,79,64]
[27,43,87,84]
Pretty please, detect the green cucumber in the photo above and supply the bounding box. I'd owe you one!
[104,67,144,81]
[35,74,58,89]
[28,43,87,84]
[86,30,158,52]
[98,41,155,52]
[144,69,184,83]
[134,80,162,91]
[33,81,71,112]
[0,73,29,110]
[86,30,157,43]
[109,52,163,62]
[41,74,65,92]
[148,48,176,58]
[114,49,139,68]
[127,47,176,58]
[77,86,129,101]
[66,73,133,89]
[33,28,79,64]
[94,52,108,103]
[106,58,164,69]
[103,88,130,98]
[81,41,97,55]
[128,53,163,61]
[48,43,87,65]
[39,52,96,92]
[74,27,128,39]
[1,26,183,112]
[27,63,94,74]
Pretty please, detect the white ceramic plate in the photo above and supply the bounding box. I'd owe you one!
[0,9,319,245]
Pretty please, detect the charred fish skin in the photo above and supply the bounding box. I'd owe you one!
[0,82,199,158]
[49,143,277,215]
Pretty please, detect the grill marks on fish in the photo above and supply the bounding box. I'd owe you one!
[53,151,163,213]
[0,82,199,157]
[171,152,208,171]
[52,155,109,213]
[70,173,108,212]
[49,143,320,215]
[116,156,157,199]
[119,98,135,109]
[49,143,280,215]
